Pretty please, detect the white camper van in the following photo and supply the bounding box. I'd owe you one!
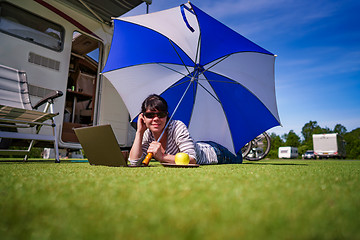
[278,146,298,159]
[0,0,150,151]
[313,133,346,159]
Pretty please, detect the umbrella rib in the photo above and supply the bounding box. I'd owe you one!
[194,34,201,65]
[194,78,221,104]
[168,39,192,75]
[167,79,192,89]
[156,63,192,79]
[198,78,239,84]
[203,55,231,73]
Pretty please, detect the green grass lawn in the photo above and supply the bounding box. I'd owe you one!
[1,159,359,240]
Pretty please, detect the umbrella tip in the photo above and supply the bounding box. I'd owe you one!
[187,1,193,10]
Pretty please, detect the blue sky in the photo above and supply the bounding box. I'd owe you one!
[124,0,360,138]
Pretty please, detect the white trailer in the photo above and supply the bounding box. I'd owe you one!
[0,0,150,152]
[278,146,298,159]
[313,133,346,159]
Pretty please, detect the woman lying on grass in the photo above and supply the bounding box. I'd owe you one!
[129,94,242,166]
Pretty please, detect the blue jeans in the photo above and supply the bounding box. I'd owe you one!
[200,141,243,164]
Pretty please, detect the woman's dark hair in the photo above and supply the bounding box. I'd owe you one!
[141,94,168,113]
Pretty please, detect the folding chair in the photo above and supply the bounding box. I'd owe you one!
[0,64,63,162]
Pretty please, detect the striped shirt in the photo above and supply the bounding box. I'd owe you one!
[130,120,218,165]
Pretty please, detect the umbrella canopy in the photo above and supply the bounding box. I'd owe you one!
[102,2,281,155]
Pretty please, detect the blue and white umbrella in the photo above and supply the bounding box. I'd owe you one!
[102,2,281,155]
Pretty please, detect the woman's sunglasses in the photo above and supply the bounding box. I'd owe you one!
[143,111,167,119]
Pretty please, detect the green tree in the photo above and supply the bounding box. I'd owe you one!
[344,128,360,159]
[298,144,311,158]
[268,133,284,159]
[283,130,301,147]
[301,121,333,149]
[301,121,322,144]
[321,127,332,134]
[334,124,347,136]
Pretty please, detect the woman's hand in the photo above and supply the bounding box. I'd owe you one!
[147,142,197,164]
[137,113,147,134]
[147,141,164,161]
[129,113,147,161]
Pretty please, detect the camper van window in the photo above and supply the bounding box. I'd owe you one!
[0,2,64,51]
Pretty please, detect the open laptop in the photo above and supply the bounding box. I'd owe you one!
[74,124,142,167]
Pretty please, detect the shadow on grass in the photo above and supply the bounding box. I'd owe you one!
[0,160,161,168]
[243,162,308,166]
[0,159,88,164]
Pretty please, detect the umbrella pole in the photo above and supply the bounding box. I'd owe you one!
[142,77,195,166]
